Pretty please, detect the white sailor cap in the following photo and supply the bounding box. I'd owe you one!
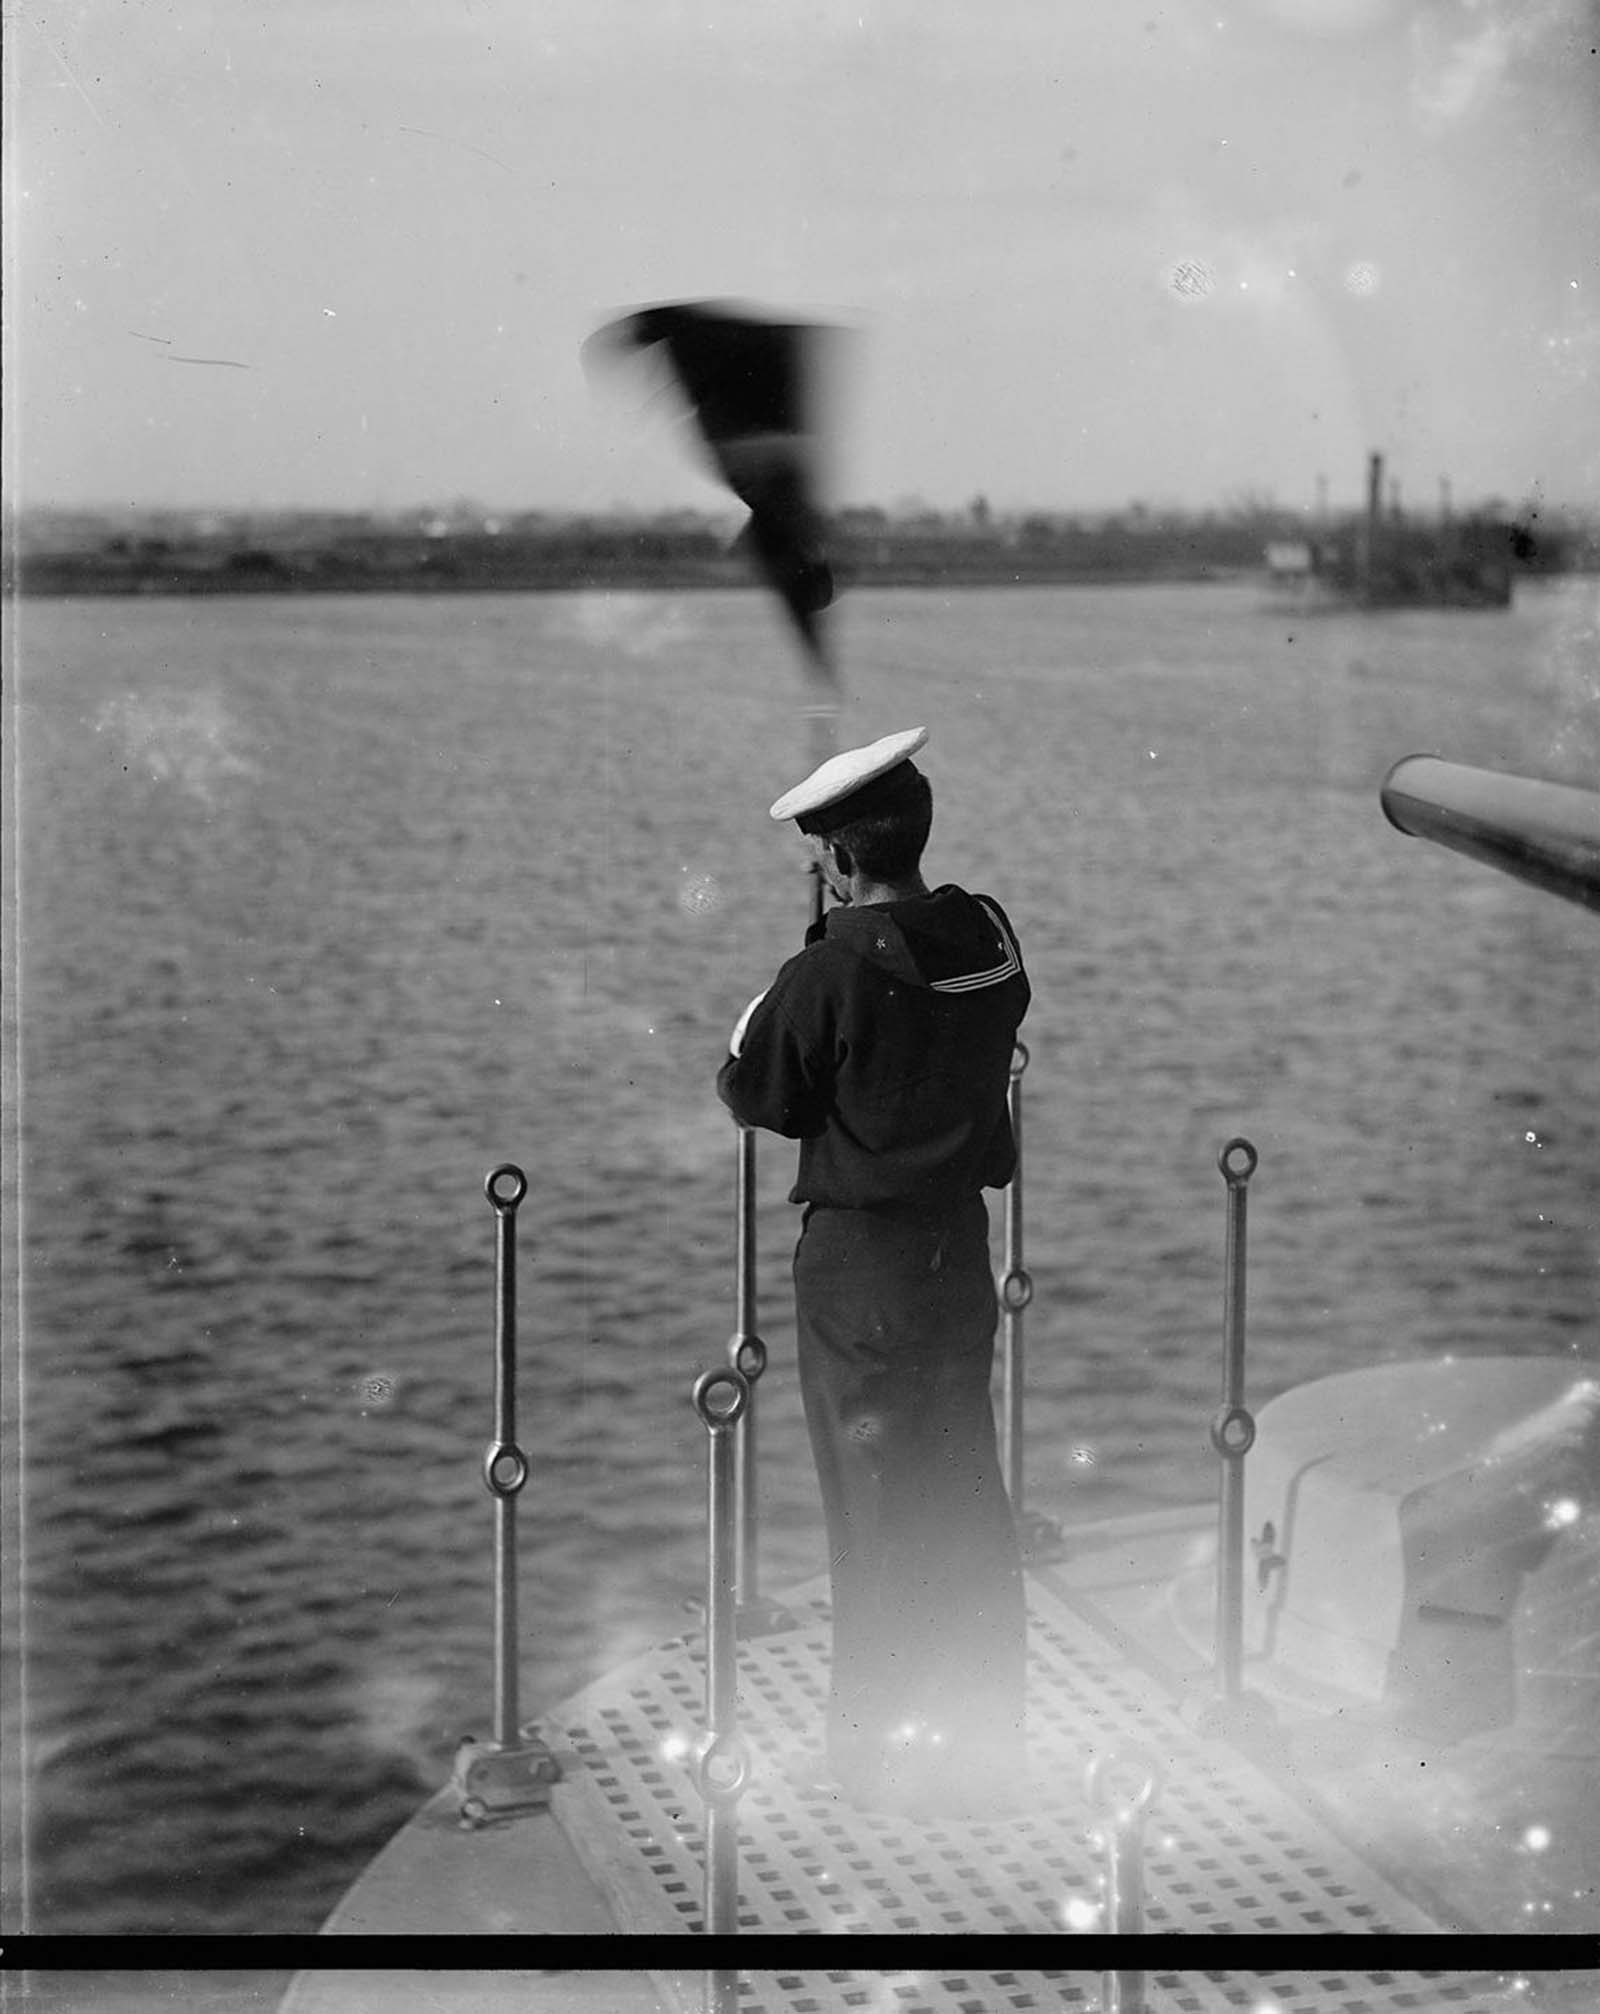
[768,726,929,830]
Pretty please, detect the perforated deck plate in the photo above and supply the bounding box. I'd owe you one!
[654,1976,1533,2014]
[549,1574,1456,1940]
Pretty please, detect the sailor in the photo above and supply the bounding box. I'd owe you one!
[717,726,1030,1816]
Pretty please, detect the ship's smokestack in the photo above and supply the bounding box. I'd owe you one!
[1359,451,1383,603]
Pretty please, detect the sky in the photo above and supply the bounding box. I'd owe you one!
[6,0,1600,518]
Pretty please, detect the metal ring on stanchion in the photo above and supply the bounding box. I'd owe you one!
[692,1366,751,1936]
[1085,1748,1162,1946]
[695,1727,752,1801]
[483,1441,531,1497]
[486,1163,529,1212]
[692,1363,749,1433]
[1208,1402,1256,1460]
[731,1334,767,1380]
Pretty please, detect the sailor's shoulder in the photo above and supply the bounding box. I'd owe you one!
[965,890,1026,959]
[967,887,1021,925]
[759,938,850,1012]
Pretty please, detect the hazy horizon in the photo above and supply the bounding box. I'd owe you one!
[8,2,1599,519]
[18,473,1587,524]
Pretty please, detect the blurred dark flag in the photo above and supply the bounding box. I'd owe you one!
[584,300,840,670]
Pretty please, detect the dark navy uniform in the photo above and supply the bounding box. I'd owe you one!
[718,871,1030,1808]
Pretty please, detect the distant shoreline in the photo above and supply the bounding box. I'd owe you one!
[10,559,1255,598]
[11,501,1590,599]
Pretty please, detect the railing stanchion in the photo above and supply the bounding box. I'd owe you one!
[704,1973,740,2014]
[999,1042,1030,1508]
[732,1125,759,1606]
[1087,1749,1160,1960]
[692,1366,752,1936]
[450,1164,561,1825]
[1212,1137,1257,1704]
[726,1126,795,1636]
[997,1042,1061,1560]
[490,1164,524,1748]
[1186,1138,1278,1744]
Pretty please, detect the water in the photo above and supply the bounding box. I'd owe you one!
[10,579,1598,1934]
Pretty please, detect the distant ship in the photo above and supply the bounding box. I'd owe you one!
[1265,453,1514,609]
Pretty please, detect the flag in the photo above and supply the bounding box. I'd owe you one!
[585,300,838,669]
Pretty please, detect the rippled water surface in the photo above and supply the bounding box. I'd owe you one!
[12,579,1599,1932]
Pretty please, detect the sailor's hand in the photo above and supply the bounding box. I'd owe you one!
[728,992,767,1059]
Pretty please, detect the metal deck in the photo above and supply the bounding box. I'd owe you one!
[279,1506,1595,2014]
[652,1976,1544,2014]
[279,1974,1598,2014]
[549,1571,1447,1939]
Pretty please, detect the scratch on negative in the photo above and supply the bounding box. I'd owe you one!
[33,29,109,129]
[162,355,255,370]
[399,123,514,174]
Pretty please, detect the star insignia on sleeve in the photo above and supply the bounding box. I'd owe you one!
[875,936,889,951]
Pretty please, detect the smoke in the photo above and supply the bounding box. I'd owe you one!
[1408,0,1589,130]
[1251,0,1396,34]
[94,687,260,807]
[1411,7,1516,125]
[347,1667,449,1780]
[1484,1375,1600,1475]
[561,589,700,658]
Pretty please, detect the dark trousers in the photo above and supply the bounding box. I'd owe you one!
[793,1196,1027,1775]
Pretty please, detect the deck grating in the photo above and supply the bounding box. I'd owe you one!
[553,1574,1467,1947]
[660,1974,1516,2014]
